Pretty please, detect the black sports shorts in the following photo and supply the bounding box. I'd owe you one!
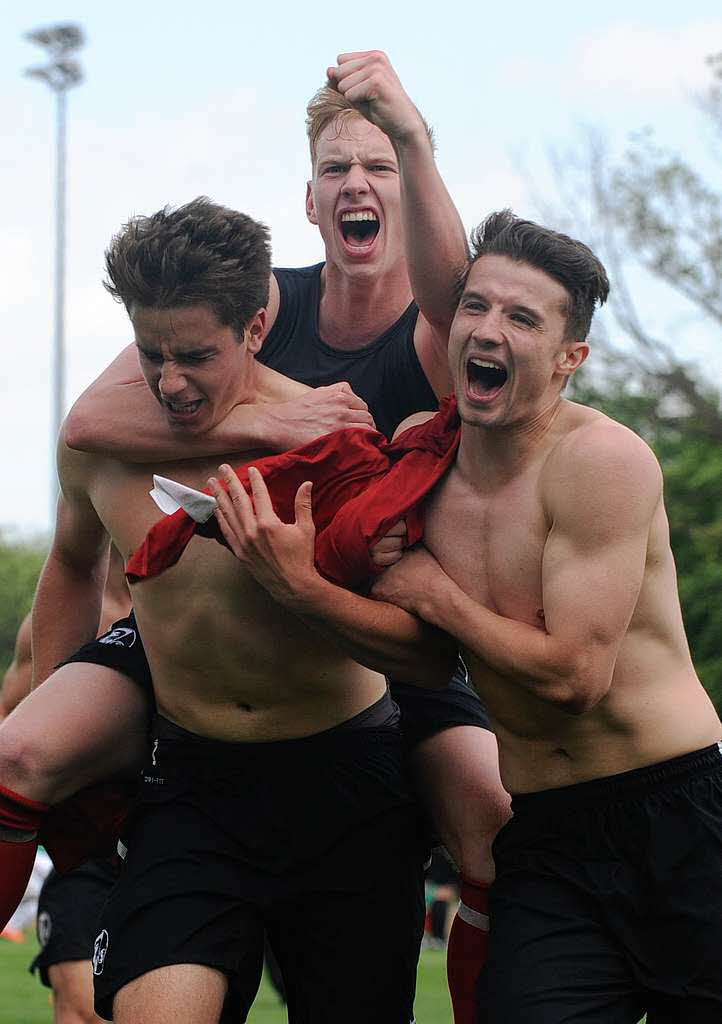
[93,695,426,1022]
[30,858,118,987]
[390,657,492,748]
[59,610,154,699]
[478,742,722,1024]
[64,613,489,748]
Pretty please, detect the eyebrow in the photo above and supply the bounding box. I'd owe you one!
[317,152,398,167]
[136,343,216,358]
[461,289,544,323]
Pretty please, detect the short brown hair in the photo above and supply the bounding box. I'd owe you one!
[306,84,435,167]
[464,210,609,340]
[104,197,271,338]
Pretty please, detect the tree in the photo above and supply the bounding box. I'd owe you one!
[0,534,46,675]
[534,53,722,707]
[530,54,721,442]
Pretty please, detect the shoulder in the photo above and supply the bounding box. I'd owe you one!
[392,410,436,439]
[543,405,663,523]
[264,264,324,342]
[57,422,107,498]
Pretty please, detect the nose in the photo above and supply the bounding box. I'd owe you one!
[471,309,505,346]
[158,361,187,398]
[341,162,370,197]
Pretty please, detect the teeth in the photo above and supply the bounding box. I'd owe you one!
[469,359,503,370]
[165,400,199,412]
[341,211,378,223]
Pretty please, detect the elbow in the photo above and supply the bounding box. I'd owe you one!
[542,648,613,716]
[391,639,458,690]
[556,690,601,716]
[62,405,91,451]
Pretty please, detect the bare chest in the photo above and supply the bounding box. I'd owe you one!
[87,452,262,558]
[423,468,549,626]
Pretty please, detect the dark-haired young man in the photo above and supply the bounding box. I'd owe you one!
[362,212,722,1022]
[1,196,456,1024]
[52,50,511,1020]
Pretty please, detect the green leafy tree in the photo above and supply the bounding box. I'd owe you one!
[0,534,47,675]
[531,53,722,707]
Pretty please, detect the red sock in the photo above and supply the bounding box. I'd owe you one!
[0,784,48,931]
[446,875,490,1024]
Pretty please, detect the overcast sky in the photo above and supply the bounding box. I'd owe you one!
[2,0,720,535]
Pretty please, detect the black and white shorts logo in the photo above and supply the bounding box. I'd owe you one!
[92,929,110,975]
[98,626,137,648]
[37,910,52,948]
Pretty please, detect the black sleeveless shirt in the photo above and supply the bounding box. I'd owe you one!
[257,264,439,440]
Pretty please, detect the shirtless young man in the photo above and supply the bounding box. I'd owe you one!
[6,197,459,1023]
[211,209,722,1021]
[56,50,511,1014]
[364,213,722,1021]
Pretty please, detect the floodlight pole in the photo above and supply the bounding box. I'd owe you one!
[24,24,84,524]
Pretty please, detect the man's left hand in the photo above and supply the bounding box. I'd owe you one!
[327,50,426,147]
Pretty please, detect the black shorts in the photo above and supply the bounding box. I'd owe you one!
[93,696,426,1022]
[390,658,492,749]
[478,743,722,1024]
[30,859,118,987]
[59,610,154,699]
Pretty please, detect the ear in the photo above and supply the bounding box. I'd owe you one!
[245,309,267,355]
[556,340,589,378]
[305,181,318,225]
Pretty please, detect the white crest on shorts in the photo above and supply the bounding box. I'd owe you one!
[37,911,52,947]
[92,929,109,975]
[98,627,137,648]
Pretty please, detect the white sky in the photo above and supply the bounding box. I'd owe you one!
[2,0,720,535]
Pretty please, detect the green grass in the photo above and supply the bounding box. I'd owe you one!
[0,933,452,1023]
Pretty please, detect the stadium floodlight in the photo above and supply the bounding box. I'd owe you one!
[23,23,85,525]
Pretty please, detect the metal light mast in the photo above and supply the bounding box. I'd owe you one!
[24,23,84,522]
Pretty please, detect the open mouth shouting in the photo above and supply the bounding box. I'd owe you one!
[339,209,380,252]
[467,358,508,403]
[160,397,203,422]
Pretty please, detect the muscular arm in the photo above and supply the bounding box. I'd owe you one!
[329,51,468,396]
[210,466,456,687]
[64,274,374,462]
[31,440,111,686]
[0,614,32,718]
[373,426,663,713]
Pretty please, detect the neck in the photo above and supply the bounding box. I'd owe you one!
[318,261,413,350]
[251,360,310,404]
[456,396,567,487]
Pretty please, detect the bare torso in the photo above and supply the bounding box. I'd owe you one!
[422,400,721,793]
[76,446,386,743]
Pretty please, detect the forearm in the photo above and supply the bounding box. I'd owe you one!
[416,578,606,713]
[395,129,468,332]
[66,383,287,462]
[287,576,456,687]
[31,552,108,686]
